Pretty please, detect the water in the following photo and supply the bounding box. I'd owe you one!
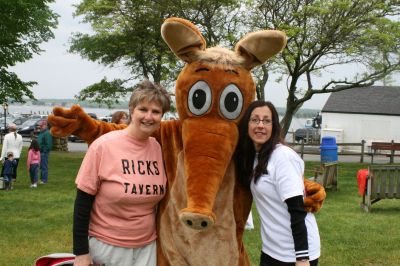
[5,104,126,118]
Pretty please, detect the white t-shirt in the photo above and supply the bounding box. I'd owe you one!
[250,144,320,262]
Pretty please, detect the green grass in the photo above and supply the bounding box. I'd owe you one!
[1,150,399,265]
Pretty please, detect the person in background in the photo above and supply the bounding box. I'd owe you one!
[111,111,129,125]
[73,79,170,266]
[1,123,23,182]
[3,152,17,190]
[235,101,320,266]
[37,120,52,184]
[27,139,41,188]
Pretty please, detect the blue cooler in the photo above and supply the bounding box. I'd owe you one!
[320,136,338,162]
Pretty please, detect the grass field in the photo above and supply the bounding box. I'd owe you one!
[1,148,399,265]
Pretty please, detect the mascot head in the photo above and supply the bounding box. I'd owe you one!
[161,17,286,230]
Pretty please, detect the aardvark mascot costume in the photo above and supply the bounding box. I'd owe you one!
[49,18,325,266]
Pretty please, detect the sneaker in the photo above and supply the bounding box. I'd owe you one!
[33,183,37,188]
[30,184,35,188]
[39,181,46,184]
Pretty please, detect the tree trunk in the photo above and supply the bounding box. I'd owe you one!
[256,65,269,100]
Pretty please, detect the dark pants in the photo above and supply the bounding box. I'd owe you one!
[1,158,19,181]
[3,174,13,190]
[260,252,318,266]
[40,151,49,183]
[30,163,39,184]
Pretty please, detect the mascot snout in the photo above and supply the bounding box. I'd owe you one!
[179,118,238,230]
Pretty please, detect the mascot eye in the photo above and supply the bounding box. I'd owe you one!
[188,81,212,116]
[219,84,243,120]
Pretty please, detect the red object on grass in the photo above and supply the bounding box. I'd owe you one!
[35,253,75,266]
[357,169,369,196]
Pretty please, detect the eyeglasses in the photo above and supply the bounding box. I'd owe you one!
[249,117,272,125]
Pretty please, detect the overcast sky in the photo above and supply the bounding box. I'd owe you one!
[10,0,398,110]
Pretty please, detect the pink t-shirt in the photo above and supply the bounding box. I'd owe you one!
[75,129,166,248]
[27,149,40,169]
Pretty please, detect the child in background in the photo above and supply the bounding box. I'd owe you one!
[27,140,41,188]
[3,152,17,190]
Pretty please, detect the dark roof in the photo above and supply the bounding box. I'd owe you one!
[321,86,400,116]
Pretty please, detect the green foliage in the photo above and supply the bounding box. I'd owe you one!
[0,0,58,103]
[75,77,130,108]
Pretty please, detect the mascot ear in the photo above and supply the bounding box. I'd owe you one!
[235,30,287,70]
[161,17,206,63]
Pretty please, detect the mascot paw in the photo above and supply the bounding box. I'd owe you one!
[48,104,94,137]
[304,179,326,213]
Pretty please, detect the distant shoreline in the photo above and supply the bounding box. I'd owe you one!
[5,104,127,117]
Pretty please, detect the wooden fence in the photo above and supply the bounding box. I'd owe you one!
[289,140,367,163]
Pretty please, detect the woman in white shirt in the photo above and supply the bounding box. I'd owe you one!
[1,123,23,182]
[235,101,320,266]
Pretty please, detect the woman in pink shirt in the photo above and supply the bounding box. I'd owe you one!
[73,80,170,266]
[27,139,41,188]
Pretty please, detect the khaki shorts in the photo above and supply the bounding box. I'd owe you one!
[89,237,156,266]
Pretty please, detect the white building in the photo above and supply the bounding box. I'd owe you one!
[321,86,400,151]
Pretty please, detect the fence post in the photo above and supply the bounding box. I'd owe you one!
[390,140,395,163]
[300,139,305,159]
[360,140,365,163]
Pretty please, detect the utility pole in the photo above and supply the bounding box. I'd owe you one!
[1,102,8,144]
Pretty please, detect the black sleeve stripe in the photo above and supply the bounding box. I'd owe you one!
[73,188,95,255]
[285,195,309,260]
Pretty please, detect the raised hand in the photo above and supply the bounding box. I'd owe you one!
[48,105,128,144]
[48,105,96,138]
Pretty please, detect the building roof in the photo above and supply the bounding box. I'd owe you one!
[321,86,400,116]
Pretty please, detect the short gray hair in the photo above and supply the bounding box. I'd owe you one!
[128,80,171,114]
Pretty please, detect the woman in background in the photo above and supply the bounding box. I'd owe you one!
[111,111,129,125]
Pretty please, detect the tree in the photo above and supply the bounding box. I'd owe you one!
[245,0,400,135]
[69,0,240,107]
[0,0,58,103]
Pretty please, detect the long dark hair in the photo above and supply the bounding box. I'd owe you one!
[29,139,40,152]
[235,100,283,187]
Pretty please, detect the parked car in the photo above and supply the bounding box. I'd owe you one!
[68,134,85,143]
[12,116,30,127]
[17,118,47,138]
[295,127,320,143]
[98,116,112,122]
